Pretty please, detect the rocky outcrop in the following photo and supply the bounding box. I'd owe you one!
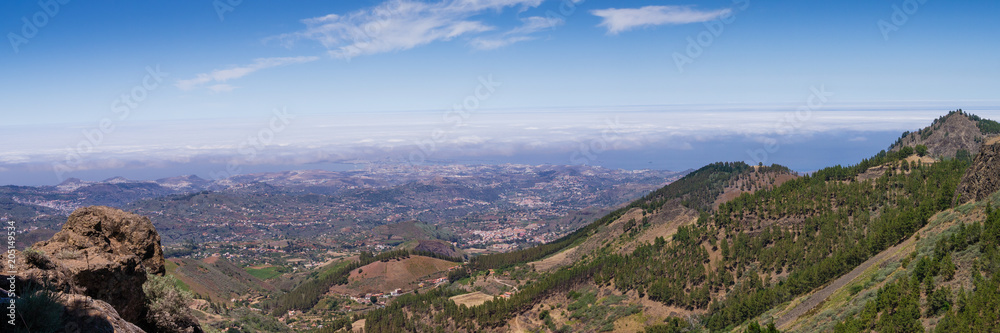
[59,293,147,333]
[891,110,988,158]
[955,137,1000,205]
[17,206,201,332]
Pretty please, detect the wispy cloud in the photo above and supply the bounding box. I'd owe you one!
[470,16,563,50]
[271,0,545,59]
[591,5,732,35]
[175,56,320,91]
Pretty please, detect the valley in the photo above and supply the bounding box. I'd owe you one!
[11,110,1000,333]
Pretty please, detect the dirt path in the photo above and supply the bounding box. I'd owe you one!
[775,236,914,329]
[492,277,519,291]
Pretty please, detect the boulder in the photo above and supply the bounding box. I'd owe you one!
[17,206,200,332]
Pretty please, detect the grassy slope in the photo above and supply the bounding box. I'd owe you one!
[741,190,1000,332]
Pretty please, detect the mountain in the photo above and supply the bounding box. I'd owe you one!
[355,111,1000,333]
[890,109,1000,159]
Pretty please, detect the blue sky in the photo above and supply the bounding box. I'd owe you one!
[1,0,999,185]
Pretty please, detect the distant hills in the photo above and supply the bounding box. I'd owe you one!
[2,164,684,246]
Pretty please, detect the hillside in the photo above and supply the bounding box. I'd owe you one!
[359,111,1000,333]
[376,220,459,243]
[759,190,1000,332]
[166,255,277,303]
[329,255,460,295]
[890,109,1000,159]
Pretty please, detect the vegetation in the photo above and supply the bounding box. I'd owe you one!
[22,247,53,269]
[644,317,691,333]
[265,249,417,315]
[468,162,770,271]
[832,204,1000,332]
[244,266,287,281]
[10,284,64,333]
[351,113,1000,332]
[411,249,464,263]
[562,288,641,332]
[703,158,966,330]
[143,274,201,333]
[367,148,970,332]
[966,110,1000,134]
[207,308,291,333]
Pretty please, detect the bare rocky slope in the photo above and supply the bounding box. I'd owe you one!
[890,110,998,158]
[955,136,1000,205]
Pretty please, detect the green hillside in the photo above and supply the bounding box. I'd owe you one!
[359,111,1000,333]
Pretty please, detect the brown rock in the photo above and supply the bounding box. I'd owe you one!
[955,138,1000,205]
[49,206,165,275]
[59,293,147,333]
[17,206,200,332]
[23,207,164,325]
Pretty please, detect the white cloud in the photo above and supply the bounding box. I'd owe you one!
[470,16,562,50]
[591,5,732,35]
[207,84,236,93]
[272,0,545,59]
[175,56,320,91]
[507,16,563,35]
[470,36,534,50]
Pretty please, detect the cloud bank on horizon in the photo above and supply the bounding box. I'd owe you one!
[3,107,997,185]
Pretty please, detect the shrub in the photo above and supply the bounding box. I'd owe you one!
[54,248,82,260]
[23,248,53,269]
[143,274,201,333]
[11,285,64,333]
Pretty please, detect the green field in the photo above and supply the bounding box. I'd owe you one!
[245,266,284,280]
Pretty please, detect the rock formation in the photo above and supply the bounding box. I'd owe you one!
[16,206,201,332]
[955,137,1000,205]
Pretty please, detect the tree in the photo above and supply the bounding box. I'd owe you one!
[915,145,928,157]
[940,253,956,281]
[370,296,378,304]
[900,146,914,157]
